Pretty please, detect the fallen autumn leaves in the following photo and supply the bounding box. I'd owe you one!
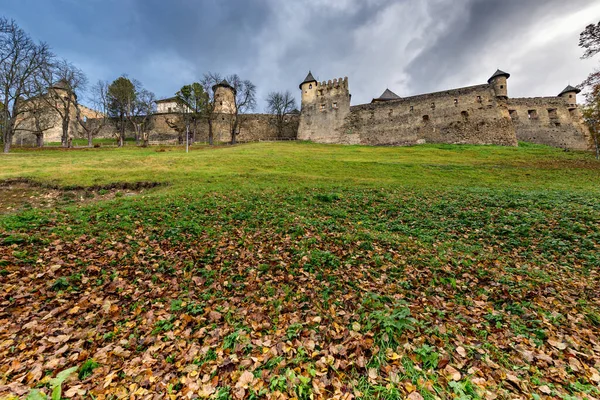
[0,188,599,399]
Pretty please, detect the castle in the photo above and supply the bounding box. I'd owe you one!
[12,70,591,150]
[297,70,590,150]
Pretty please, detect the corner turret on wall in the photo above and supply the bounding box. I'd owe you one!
[558,85,581,108]
[299,71,318,107]
[488,69,510,99]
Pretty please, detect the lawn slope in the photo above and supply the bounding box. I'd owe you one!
[0,142,599,399]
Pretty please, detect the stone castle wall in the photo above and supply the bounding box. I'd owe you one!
[506,97,590,150]
[12,72,592,151]
[14,101,103,145]
[298,73,591,150]
[90,113,299,144]
[341,85,516,146]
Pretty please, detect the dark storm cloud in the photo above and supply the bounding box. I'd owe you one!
[129,0,273,67]
[403,0,596,95]
[2,0,598,108]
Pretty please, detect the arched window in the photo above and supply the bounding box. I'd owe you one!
[309,84,312,89]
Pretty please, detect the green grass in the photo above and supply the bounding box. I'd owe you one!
[0,141,598,192]
[0,142,599,399]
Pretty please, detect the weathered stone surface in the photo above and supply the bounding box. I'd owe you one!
[297,72,590,150]
[507,97,589,150]
[14,71,591,151]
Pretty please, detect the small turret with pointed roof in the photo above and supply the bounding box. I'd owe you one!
[559,85,581,106]
[212,79,236,95]
[372,88,401,103]
[488,69,510,98]
[299,71,319,107]
[487,69,510,83]
[558,85,581,97]
[50,79,77,100]
[299,71,317,90]
[51,79,71,91]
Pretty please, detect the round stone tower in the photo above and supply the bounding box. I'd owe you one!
[212,80,237,114]
[558,85,581,107]
[487,69,510,99]
[299,71,318,107]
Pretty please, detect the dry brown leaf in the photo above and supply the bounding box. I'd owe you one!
[208,311,222,322]
[547,339,567,350]
[456,346,467,358]
[407,391,424,400]
[444,365,462,381]
[236,370,254,389]
[198,384,216,398]
[538,385,552,394]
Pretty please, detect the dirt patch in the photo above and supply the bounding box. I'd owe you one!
[0,179,163,214]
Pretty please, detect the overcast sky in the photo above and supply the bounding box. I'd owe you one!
[3,0,600,109]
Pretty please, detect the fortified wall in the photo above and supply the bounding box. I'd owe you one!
[88,112,298,144]
[93,79,298,144]
[13,80,102,146]
[506,90,589,150]
[14,71,590,151]
[15,78,298,145]
[298,70,590,149]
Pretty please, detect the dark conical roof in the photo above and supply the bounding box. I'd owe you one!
[212,79,236,94]
[299,71,317,89]
[487,69,510,83]
[373,88,401,102]
[51,79,71,90]
[558,85,581,96]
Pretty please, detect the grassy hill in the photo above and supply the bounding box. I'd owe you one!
[0,142,599,399]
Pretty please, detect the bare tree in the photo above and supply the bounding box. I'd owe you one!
[176,82,207,144]
[14,99,54,147]
[164,115,186,145]
[126,86,156,147]
[582,95,600,160]
[579,20,600,158]
[0,18,53,153]
[200,72,222,145]
[0,101,5,139]
[266,91,297,137]
[227,74,256,144]
[38,59,87,147]
[580,21,600,60]
[76,80,109,147]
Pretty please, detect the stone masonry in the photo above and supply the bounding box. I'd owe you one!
[298,70,591,150]
[14,71,591,150]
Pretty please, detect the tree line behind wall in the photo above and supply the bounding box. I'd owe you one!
[0,18,299,152]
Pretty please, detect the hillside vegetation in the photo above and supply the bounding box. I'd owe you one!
[1,142,599,399]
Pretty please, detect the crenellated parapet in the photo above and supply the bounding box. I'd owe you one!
[316,77,349,90]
